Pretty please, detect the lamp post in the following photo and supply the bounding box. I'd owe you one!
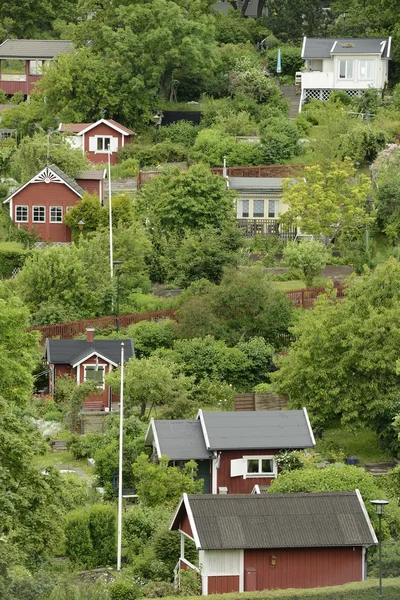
[77,220,85,240]
[113,260,123,332]
[152,112,162,143]
[371,499,389,600]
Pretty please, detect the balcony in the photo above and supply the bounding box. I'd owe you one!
[237,219,297,240]
[301,71,334,89]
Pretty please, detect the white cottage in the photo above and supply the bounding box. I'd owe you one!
[299,37,391,110]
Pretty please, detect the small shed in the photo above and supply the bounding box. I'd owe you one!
[170,491,377,595]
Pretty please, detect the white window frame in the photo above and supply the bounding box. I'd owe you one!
[338,59,354,80]
[83,363,106,389]
[268,199,279,219]
[237,199,249,218]
[243,455,277,478]
[95,135,112,153]
[50,206,63,223]
[15,205,28,222]
[29,60,43,75]
[32,205,45,223]
[359,60,374,81]
[252,199,265,218]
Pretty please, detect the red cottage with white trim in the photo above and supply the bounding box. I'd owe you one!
[145,409,315,495]
[170,491,378,595]
[3,165,106,243]
[59,119,135,165]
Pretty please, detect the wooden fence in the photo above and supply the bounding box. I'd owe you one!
[29,286,345,342]
[234,393,289,411]
[211,165,305,178]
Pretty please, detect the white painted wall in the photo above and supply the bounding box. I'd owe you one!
[302,55,389,90]
[200,550,241,576]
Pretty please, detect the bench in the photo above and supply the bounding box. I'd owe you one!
[81,401,104,411]
[50,440,67,451]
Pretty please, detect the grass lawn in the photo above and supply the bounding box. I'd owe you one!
[32,448,94,475]
[270,280,306,291]
[318,427,393,464]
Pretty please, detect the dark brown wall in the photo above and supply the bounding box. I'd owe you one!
[208,576,239,594]
[244,547,363,590]
[180,513,193,538]
[215,449,279,494]
[12,181,79,242]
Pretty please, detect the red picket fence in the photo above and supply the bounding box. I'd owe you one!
[29,287,346,342]
[211,164,305,178]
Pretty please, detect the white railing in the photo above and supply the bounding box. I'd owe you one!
[1,73,26,81]
[301,71,334,89]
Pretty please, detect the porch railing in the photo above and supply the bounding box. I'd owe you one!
[237,218,297,240]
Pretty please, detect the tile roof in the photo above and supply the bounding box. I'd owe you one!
[46,339,135,366]
[0,39,73,59]
[174,492,377,550]
[59,123,92,133]
[302,37,391,59]
[145,419,211,460]
[199,410,315,450]
[78,170,106,181]
[107,119,135,135]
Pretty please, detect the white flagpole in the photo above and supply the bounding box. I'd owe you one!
[108,147,113,281]
[117,342,124,570]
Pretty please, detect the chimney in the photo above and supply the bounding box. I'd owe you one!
[86,328,95,343]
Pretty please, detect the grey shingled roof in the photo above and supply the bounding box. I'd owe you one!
[48,164,84,196]
[302,37,391,59]
[46,339,134,366]
[0,39,73,59]
[200,410,314,450]
[177,492,377,549]
[145,420,211,460]
[78,170,106,181]
[229,177,283,192]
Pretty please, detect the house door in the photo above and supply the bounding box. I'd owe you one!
[244,567,257,591]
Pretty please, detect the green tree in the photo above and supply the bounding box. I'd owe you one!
[65,504,116,568]
[10,132,89,183]
[260,117,301,164]
[280,160,372,239]
[133,454,203,507]
[127,319,176,359]
[266,0,331,43]
[63,193,103,239]
[272,259,400,454]
[283,240,331,287]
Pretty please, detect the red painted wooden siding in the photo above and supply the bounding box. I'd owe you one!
[208,576,239,594]
[215,449,279,494]
[53,359,118,407]
[180,513,194,539]
[76,178,103,203]
[11,181,80,242]
[83,123,132,165]
[0,60,41,95]
[244,547,363,590]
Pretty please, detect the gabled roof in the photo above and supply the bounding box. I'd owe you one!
[59,119,135,136]
[45,339,135,366]
[170,491,378,550]
[0,39,73,59]
[302,37,391,59]
[197,409,315,450]
[145,419,211,460]
[2,164,84,205]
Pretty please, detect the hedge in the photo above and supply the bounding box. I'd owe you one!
[152,578,400,600]
[0,241,29,278]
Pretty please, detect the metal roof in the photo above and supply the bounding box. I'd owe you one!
[172,492,377,550]
[302,37,391,59]
[229,177,283,192]
[199,410,315,450]
[0,39,73,59]
[145,419,211,460]
[45,339,134,366]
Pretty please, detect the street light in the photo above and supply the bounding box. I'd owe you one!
[77,219,85,232]
[113,261,123,332]
[371,499,389,600]
[152,112,162,143]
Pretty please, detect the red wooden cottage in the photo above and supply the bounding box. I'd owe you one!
[145,409,315,494]
[58,119,135,165]
[0,39,73,97]
[170,491,377,595]
[45,329,134,410]
[3,164,106,242]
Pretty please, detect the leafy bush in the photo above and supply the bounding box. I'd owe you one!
[141,581,175,598]
[67,433,103,460]
[179,569,201,596]
[109,578,142,600]
[260,117,300,164]
[110,158,139,178]
[65,503,116,568]
[158,120,199,148]
[0,241,29,278]
[266,46,303,76]
[153,529,197,574]
[127,319,176,358]
[123,505,172,558]
[283,241,331,287]
[119,141,188,166]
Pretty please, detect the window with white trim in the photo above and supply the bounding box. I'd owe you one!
[16,205,28,222]
[253,199,265,218]
[96,136,111,151]
[237,199,249,218]
[29,60,43,75]
[50,206,63,223]
[268,199,278,218]
[339,60,354,79]
[84,364,105,388]
[359,60,374,80]
[246,457,275,477]
[33,206,45,222]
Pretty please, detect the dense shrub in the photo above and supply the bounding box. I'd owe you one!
[283,241,331,287]
[127,319,176,358]
[266,47,303,76]
[118,141,187,166]
[65,503,116,568]
[123,505,172,558]
[260,117,300,164]
[0,241,29,278]
[152,529,197,574]
[158,120,199,148]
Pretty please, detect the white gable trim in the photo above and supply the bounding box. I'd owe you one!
[183,493,202,549]
[303,407,316,446]
[72,350,118,369]
[77,119,131,137]
[301,36,307,58]
[387,36,392,59]
[3,166,83,205]
[355,488,378,545]
[146,418,162,459]
[197,409,211,450]
[330,40,337,54]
